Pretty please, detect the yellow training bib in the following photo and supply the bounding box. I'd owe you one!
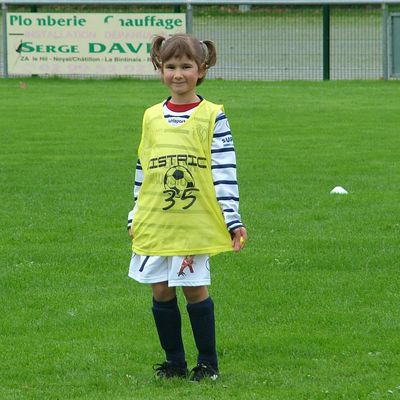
[132,100,232,256]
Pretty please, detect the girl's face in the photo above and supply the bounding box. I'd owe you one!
[161,55,205,103]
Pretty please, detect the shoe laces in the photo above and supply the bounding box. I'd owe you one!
[153,361,187,378]
[190,363,219,381]
[153,361,170,373]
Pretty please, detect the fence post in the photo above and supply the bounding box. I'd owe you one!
[186,1,193,34]
[382,3,389,80]
[2,2,8,78]
[186,1,193,35]
[323,4,330,80]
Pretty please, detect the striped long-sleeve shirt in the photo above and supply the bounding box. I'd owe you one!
[127,98,243,233]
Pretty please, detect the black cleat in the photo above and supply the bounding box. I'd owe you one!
[189,362,219,382]
[153,361,188,379]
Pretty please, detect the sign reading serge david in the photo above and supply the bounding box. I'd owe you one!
[7,13,186,75]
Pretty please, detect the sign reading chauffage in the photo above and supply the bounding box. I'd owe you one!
[7,13,186,75]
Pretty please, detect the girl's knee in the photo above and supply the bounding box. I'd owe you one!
[183,286,209,304]
[152,282,176,302]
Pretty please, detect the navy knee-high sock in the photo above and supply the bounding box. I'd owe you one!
[152,297,186,367]
[187,297,218,369]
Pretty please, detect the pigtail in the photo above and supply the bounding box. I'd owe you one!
[150,35,166,70]
[202,40,217,69]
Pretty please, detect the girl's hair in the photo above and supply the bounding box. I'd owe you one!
[150,34,217,85]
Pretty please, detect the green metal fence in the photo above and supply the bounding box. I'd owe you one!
[1,1,400,80]
[193,4,399,80]
[392,13,400,75]
[195,5,325,80]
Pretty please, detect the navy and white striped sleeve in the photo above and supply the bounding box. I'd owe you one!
[211,111,244,232]
[127,159,143,230]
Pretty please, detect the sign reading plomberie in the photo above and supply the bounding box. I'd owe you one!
[7,13,186,75]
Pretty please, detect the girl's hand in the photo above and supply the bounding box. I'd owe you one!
[128,228,134,238]
[231,226,247,252]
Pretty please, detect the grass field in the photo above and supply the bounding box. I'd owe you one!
[1,78,399,400]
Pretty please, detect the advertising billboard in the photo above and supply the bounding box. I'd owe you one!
[7,13,186,75]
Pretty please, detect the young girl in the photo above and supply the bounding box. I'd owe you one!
[127,34,247,382]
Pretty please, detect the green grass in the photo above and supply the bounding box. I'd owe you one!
[1,78,399,400]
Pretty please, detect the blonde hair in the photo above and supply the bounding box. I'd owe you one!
[150,34,217,85]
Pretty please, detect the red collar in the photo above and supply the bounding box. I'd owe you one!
[166,99,201,112]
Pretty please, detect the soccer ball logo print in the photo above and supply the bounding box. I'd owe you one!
[164,166,194,198]
[162,166,199,210]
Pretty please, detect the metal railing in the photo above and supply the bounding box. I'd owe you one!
[2,0,400,80]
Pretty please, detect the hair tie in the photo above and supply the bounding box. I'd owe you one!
[200,41,209,66]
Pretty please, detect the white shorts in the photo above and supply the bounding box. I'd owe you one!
[128,254,211,287]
